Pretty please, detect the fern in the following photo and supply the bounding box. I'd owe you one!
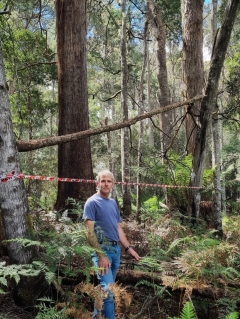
[180,302,196,319]
[168,301,239,319]
[168,301,196,319]
[0,260,56,294]
[4,237,41,248]
[35,302,68,319]
[226,313,239,319]
[136,256,162,271]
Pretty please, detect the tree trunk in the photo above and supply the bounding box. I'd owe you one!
[147,48,154,147]
[136,6,148,224]
[188,0,240,222]
[0,40,32,264]
[181,0,205,154]
[211,0,223,236]
[120,0,131,216]
[55,0,94,210]
[212,105,223,235]
[106,116,118,202]
[148,0,171,155]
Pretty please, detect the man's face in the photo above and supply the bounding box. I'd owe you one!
[97,174,113,198]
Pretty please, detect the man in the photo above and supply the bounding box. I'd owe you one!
[83,169,140,319]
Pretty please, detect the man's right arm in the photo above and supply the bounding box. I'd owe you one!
[84,219,111,275]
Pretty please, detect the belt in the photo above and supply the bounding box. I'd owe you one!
[99,240,118,246]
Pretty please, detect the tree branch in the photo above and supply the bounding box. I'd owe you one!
[17,94,203,152]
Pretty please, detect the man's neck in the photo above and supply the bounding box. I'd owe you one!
[97,191,109,199]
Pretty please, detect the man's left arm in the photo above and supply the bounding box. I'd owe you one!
[118,223,140,261]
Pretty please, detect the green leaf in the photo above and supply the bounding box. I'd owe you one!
[226,312,239,319]
[0,276,8,287]
[180,301,196,319]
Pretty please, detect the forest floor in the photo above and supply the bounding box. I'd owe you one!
[0,217,228,319]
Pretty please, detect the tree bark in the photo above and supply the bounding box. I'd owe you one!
[120,0,131,216]
[136,5,148,224]
[148,0,171,155]
[188,0,240,221]
[211,0,223,236]
[0,40,32,264]
[54,0,94,210]
[181,0,205,154]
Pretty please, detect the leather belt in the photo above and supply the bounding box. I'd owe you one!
[99,240,118,246]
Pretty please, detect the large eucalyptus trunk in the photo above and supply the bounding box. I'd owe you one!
[188,0,240,222]
[120,0,131,216]
[55,0,94,210]
[181,0,205,154]
[0,40,32,264]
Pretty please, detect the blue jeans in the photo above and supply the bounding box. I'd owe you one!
[92,244,121,319]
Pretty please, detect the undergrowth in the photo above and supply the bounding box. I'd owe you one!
[167,301,239,319]
[142,212,240,317]
[1,209,240,318]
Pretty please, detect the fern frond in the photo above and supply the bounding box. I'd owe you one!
[4,238,41,247]
[226,312,239,319]
[180,301,196,319]
[137,256,162,271]
[167,237,192,254]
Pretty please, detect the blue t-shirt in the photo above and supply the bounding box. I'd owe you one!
[83,193,122,242]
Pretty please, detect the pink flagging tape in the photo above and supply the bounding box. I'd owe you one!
[0,171,203,189]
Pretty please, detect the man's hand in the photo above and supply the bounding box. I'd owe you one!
[98,255,111,275]
[128,247,140,261]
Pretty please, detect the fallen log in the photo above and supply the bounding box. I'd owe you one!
[116,269,232,300]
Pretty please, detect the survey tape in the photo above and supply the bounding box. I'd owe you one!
[0,171,203,189]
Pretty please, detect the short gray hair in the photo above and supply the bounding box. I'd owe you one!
[96,170,114,183]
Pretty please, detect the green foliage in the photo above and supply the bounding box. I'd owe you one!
[35,302,68,319]
[156,0,181,42]
[148,152,214,208]
[168,301,239,319]
[65,198,85,222]
[172,239,240,286]
[0,0,58,207]
[140,213,240,316]
[225,312,240,319]
[226,312,239,319]
[224,47,240,133]
[0,260,55,294]
[223,215,240,245]
[168,301,196,319]
[139,196,167,224]
[217,297,239,319]
[178,301,196,319]
[33,221,94,280]
[146,214,192,260]
[136,256,162,272]
[0,215,95,294]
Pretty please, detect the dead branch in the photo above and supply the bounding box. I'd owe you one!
[17,94,203,152]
